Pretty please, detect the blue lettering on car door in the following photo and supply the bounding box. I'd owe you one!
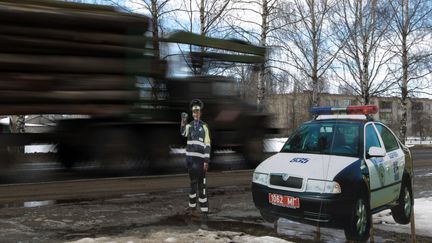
[388,151,398,159]
[371,157,385,187]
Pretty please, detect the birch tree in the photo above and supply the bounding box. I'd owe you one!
[388,0,432,141]
[275,0,338,106]
[256,0,270,111]
[173,0,231,35]
[172,0,232,74]
[332,0,396,105]
[104,0,176,101]
[105,0,177,59]
[225,0,283,111]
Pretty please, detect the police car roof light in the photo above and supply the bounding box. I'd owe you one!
[346,105,378,115]
[310,105,378,115]
[309,106,334,115]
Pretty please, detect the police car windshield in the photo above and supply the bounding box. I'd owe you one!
[281,121,361,157]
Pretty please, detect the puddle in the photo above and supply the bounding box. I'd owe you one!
[155,214,317,243]
[0,198,101,209]
[0,200,57,209]
[276,218,381,243]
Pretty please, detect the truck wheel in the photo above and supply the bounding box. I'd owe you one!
[391,177,413,224]
[57,145,77,169]
[94,128,149,172]
[0,148,14,169]
[260,211,278,223]
[60,157,75,169]
[344,194,371,242]
[125,150,151,175]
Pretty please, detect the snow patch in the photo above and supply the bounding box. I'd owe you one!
[68,229,292,243]
[164,237,177,242]
[417,172,432,177]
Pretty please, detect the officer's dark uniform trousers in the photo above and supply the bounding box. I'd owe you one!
[181,120,211,213]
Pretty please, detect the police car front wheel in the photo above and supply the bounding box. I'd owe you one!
[391,178,413,224]
[344,195,371,242]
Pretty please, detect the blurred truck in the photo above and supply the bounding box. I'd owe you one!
[0,0,270,171]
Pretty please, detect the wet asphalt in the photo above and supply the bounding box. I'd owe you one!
[0,148,431,242]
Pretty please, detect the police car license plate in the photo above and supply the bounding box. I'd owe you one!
[268,193,300,208]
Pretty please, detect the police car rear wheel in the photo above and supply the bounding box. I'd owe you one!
[391,178,412,224]
[344,196,371,242]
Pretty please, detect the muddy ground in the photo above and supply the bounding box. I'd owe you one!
[0,184,430,243]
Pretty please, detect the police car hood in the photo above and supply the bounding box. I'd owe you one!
[255,152,359,181]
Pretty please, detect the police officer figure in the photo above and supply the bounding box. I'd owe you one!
[180,99,211,222]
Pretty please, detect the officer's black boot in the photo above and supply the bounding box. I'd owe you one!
[185,207,198,224]
[189,207,200,216]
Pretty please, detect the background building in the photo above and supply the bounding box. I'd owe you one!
[265,92,432,138]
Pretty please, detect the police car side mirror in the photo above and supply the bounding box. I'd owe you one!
[368,147,386,157]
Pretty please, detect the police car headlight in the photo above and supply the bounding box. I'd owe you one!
[306,179,341,194]
[253,172,269,185]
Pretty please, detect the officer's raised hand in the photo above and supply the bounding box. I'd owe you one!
[181,112,188,125]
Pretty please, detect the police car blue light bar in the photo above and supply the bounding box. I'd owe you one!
[310,105,378,115]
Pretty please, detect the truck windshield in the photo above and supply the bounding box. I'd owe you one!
[281,121,361,157]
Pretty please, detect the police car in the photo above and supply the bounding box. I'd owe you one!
[252,105,413,241]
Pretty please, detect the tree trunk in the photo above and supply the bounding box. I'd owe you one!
[151,0,161,102]
[399,0,409,142]
[361,49,370,105]
[9,115,25,133]
[196,0,206,75]
[9,115,25,154]
[151,0,160,61]
[310,0,320,107]
[257,0,268,111]
[291,92,297,132]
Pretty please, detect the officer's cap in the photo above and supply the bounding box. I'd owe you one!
[190,99,204,111]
